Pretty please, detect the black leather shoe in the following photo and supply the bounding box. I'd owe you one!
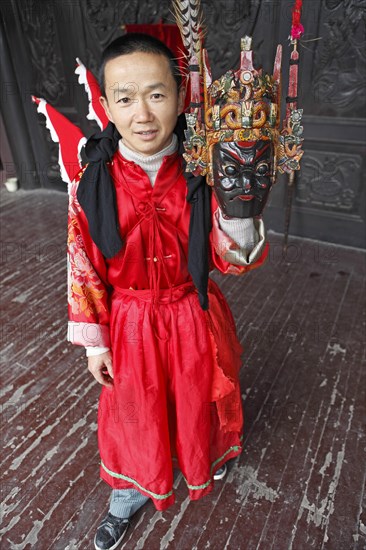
[94,512,130,550]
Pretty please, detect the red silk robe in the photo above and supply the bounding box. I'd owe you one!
[67,149,268,511]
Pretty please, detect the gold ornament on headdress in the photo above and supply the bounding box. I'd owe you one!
[172,0,304,185]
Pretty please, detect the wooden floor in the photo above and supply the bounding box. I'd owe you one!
[1,187,365,550]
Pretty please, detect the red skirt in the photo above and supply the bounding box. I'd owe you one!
[98,279,244,511]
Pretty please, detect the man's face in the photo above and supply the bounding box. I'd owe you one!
[212,140,273,218]
[100,52,185,156]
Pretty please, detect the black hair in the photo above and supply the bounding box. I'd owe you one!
[99,33,182,97]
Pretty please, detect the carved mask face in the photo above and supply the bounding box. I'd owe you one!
[212,140,274,218]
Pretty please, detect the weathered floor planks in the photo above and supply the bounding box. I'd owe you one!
[1,187,365,550]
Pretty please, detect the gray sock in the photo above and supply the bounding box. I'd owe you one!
[109,488,150,519]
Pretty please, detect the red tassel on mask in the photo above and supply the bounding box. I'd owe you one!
[291,0,304,40]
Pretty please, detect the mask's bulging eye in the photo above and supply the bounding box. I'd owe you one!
[224,165,238,177]
[256,162,269,176]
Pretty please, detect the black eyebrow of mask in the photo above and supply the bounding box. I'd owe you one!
[220,149,254,167]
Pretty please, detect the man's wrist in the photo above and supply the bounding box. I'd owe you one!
[85,346,110,357]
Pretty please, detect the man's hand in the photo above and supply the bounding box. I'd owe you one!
[88,351,114,389]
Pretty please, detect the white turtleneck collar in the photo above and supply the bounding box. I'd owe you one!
[118,134,178,186]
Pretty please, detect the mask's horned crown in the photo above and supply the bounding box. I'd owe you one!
[205,37,281,137]
[184,36,283,180]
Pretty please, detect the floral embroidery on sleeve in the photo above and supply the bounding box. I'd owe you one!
[67,179,108,319]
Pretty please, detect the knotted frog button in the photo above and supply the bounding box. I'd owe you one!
[137,202,153,216]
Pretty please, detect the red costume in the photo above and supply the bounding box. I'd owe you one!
[67,148,268,511]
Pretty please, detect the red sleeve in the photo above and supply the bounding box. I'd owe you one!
[67,170,111,348]
[209,193,269,276]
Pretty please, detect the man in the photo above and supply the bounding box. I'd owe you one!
[67,33,267,550]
